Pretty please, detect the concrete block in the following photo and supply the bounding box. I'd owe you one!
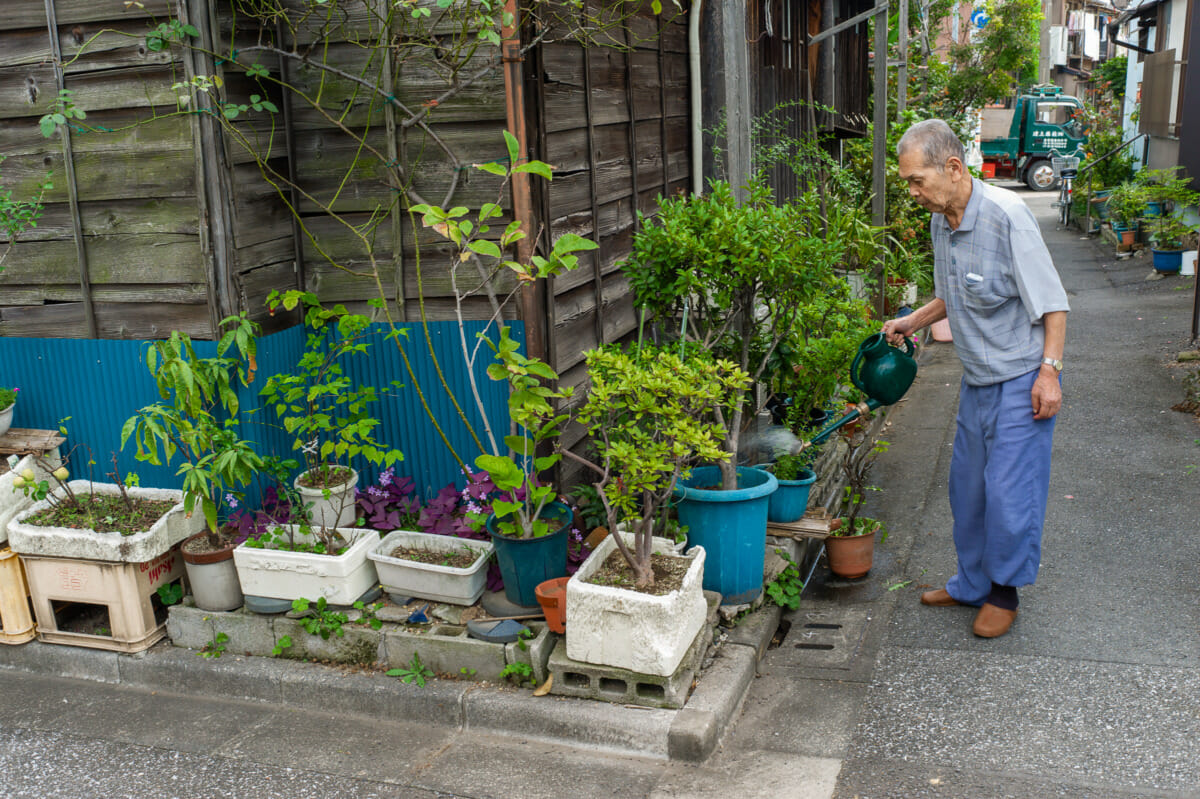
[279,664,467,727]
[667,643,758,761]
[384,623,507,681]
[547,602,714,709]
[504,622,554,684]
[117,645,286,704]
[166,604,215,651]
[463,688,674,758]
[724,603,781,660]
[272,617,384,666]
[0,639,120,683]
[210,609,277,658]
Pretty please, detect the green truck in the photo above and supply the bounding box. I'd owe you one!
[980,86,1087,191]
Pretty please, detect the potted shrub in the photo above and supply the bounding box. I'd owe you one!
[825,431,889,579]
[122,317,269,612]
[1136,168,1200,272]
[1106,181,1145,244]
[561,345,745,675]
[0,387,17,437]
[471,326,575,609]
[259,290,403,530]
[762,453,817,524]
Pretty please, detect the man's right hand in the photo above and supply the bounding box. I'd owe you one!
[881,316,916,347]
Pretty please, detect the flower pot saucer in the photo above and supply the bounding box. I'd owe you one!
[243,584,383,615]
[481,588,540,617]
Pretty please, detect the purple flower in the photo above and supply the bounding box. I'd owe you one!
[224,493,238,509]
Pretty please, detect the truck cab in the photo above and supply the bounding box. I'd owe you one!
[980,86,1087,191]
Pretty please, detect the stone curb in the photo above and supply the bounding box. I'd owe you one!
[0,601,783,761]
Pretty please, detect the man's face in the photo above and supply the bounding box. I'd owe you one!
[897,150,962,214]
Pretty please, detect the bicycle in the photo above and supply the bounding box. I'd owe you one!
[1050,152,1080,229]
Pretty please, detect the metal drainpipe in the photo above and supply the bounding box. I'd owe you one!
[502,0,545,363]
[690,0,704,195]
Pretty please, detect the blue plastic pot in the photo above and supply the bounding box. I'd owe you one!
[764,467,816,524]
[487,500,571,608]
[673,466,778,604]
[1152,248,1183,274]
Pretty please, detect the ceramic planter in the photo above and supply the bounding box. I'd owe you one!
[0,401,13,437]
[295,467,358,529]
[487,500,571,608]
[535,576,568,634]
[566,533,707,677]
[8,482,200,563]
[673,466,777,605]
[367,529,492,605]
[233,525,378,604]
[825,519,875,579]
[181,531,244,612]
[1152,248,1184,274]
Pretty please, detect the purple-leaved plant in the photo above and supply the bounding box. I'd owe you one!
[356,467,421,531]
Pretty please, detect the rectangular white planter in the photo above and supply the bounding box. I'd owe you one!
[0,454,59,546]
[367,530,492,605]
[233,526,378,604]
[8,482,199,563]
[566,533,707,677]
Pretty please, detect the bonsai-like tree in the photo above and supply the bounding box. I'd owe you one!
[561,345,750,588]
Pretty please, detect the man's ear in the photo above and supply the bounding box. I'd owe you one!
[947,157,966,180]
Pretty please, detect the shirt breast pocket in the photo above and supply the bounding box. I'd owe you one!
[962,277,1008,316]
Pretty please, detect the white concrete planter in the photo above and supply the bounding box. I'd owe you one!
[367,530,492,605]
[8,482,200,563]
[566,532,707,677]
[233,525,377,604]
[294,468,358,530]
[0,403,13,437]
[0,454,59,546]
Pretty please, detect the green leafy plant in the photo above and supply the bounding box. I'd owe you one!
[1136,168,1200,250]
[156,583,184,606]
[1106,181,1146,227]
[0,388,16,412]
[272,635,293,656]
[291,597,349,640]
[199,631,229,659]
[352,600,384,631]
[835,433,890,541]
[260,291,404,494]
[38,89,86,138]
[515,627,535,652]
[771,453,812,482]
[765,549,804,610]
[387,652,435,686]
[562,344,749,588]
[122,315,270,548]
[498,661,534,686]
[0,157,53,275]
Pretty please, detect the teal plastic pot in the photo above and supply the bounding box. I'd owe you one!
[763,466,816,524]
[673,466,778,605]
[1152,248,1183,274]
[487,501,571,608]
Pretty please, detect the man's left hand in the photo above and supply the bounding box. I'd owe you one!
[1032,371,1062,420]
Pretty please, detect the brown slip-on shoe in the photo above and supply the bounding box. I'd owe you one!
[920,588,962,607]
[973,603,1018,638]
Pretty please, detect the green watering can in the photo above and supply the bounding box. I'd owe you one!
[798,333,918,450]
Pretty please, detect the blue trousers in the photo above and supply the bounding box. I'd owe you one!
[945,369,1056,605]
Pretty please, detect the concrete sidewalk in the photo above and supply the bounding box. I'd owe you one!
[2,189,1198,798]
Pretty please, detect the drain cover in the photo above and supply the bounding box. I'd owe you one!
[776,606,871,669]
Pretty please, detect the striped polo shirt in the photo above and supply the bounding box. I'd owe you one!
[932,179,1070,386]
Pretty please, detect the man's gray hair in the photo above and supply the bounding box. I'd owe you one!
[897,119,966,171]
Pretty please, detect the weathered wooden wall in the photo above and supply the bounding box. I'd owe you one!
[0,0,215,339]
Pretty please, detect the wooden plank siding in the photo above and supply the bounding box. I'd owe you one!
[0,2,214,339]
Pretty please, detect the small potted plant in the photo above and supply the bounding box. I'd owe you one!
[259,290,403,530]
[1136,168,1200,272]
[0,387,17,437]
[562,344,746,675]
[1105,181,1145,245]
[471,326,574,609]
[825,432,889,579]
[122,317,269,612]
[762,452,817,524]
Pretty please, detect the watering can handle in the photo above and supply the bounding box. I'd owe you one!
[898,336,915,357]
[850,335,915,393]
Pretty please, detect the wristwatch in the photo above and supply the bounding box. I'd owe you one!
[1041,357,1063,373]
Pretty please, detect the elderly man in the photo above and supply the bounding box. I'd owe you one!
[881,119,1068,638]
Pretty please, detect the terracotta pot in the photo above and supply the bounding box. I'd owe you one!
[825,519,875,579]
[535,576,569,633]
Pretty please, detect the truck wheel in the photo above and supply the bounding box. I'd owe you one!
[1024,160,1058,191]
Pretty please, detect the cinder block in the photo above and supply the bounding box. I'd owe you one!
[210,609,277,658]
[166,604,215,651]
[384,624,507,681]
[503,622,554,684]
[272,617,384,666]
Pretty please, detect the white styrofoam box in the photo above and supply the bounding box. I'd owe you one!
[8,482,198,562]
[566,532,707,677]
[233,525,378,604]
[368,529,492,605]
[0,454,59,546]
